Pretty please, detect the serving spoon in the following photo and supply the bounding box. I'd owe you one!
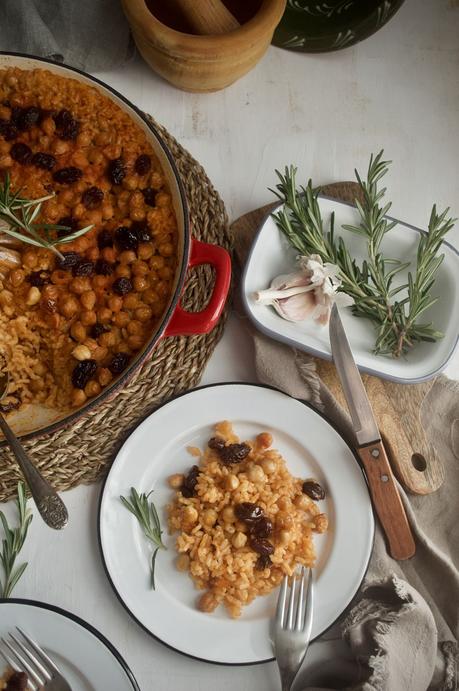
[0,368,68,530]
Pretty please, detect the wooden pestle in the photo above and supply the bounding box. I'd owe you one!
[170,0,240,34]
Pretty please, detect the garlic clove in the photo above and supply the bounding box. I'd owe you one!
[272,290,316,322]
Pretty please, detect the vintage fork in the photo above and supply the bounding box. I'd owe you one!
[271,567,314,691]
[0,628,72,691]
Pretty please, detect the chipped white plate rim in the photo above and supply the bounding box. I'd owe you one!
[98,383,374,665]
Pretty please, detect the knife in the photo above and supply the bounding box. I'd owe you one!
[329,304,415,560]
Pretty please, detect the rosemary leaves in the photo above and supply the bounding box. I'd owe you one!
[0,481,33,598]
[271,152,456,357]
[120,487,166,590]
[0,173,93,259]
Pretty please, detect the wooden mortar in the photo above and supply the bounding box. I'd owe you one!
[122,0,287,92]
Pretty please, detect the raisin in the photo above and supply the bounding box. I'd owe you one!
[27,270,50,287]
[134,154,152,175]
[55,252,81,270]
[108,352,130,375]
[82,186,104,209]
[113,277,133,295]
[10,142,32,164]
[97,229,113,249]
[107,158,126,185]
[219,443,251,465]
[71,359,97,389]
[90,323,109,339]
[208,437,225,450]
[255,554,272,571]
[5,670,28,690]
[43,297,57,313]
[235,502,264,524]
[181,465,200,498]
[141,187,156,207]
[249,537,274,557]
[56,216,78,238]
[302,480,325,501]
[114,226,138,251]
[73,261,94,277]
[53,109,80,140]
[95,258,114,275]
[0,119,18,141]
[13,106,42,131]
[53,167,83,184]
[251,517,273,538]
[130,220,151,243]
[31,152,56,170]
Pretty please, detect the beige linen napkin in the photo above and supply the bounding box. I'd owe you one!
[232,208,459,691]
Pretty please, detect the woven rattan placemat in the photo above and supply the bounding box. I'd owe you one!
[0,116,231,503]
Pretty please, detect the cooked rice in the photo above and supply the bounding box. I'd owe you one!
[168,421,328,619]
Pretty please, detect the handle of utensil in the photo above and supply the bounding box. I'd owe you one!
[358,440,415,560]
[0,415,68,530]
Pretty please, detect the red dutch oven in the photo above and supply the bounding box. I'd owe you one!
[0,53,232,440]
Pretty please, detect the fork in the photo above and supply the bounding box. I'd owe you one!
[0,628,72,690]
[271,567,314,691]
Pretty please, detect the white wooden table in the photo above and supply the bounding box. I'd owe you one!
[2,1,459,689]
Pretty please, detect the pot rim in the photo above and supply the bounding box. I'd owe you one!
[122,0,287,53]
[0,51,191,444]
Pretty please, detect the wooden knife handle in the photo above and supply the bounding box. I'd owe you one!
[358,440,416,560]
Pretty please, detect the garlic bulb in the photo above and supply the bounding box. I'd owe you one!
[254,254,354,325]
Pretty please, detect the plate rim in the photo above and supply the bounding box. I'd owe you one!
[0,597,140,690]
[97,381,375,666]
[241,197,459,384]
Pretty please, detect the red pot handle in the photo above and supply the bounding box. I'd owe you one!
[164,238,231,337]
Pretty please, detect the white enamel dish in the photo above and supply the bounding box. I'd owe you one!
[98,383,374,665]
[242,197,459,383]
[0,599,139,690]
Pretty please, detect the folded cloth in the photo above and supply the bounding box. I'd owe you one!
[0,0,133,72]
[232,202,459,691]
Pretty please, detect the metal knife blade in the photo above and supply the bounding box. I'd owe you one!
[329,304,380,446]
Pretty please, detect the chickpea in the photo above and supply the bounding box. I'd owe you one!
[247,464,265,484]
[85,247,100,263]
[117,341,131,354]
[133,305,151,323]
[256,433,272,450]
[114,311,130,327]
[116,265,131,279]
[81,310,97,326]
[71,344,92,361]
[225,474,240,491]
[276,512,293,530]
[156,280,170,298]
[42,284,59,301]
[123,294,139,310]
[51,139,69,156]
[313,513,328,534]
[155,192,171,208]
[99,331,116,348]
[101,247,116,263]
[168,473,184,490]
[129,190,144,208]
[142,289,159,306]
[132,260,149,277]
[102,204,114,220]
[232,531,247,549]
[176,554,190,572]
[277,496,292,512]
[130,208,146,222]
[41,116,56,137]
[98,307,112,324]
[201,509,218,528]
[70,277,91,294]
[181,505,198,531]
[221,506,236,524]
[138,243,154,260]
[71,389,87,407]
[159,242,174,257]
[92,275,110,290]
[122,175,137,191]
[8,269,25,287]
[107,295,123,312]
[119,250,137,265]
[22,250,38,269]
[279,530,291,546]
[150,255,165,270]
[76,131,91,147]
[70,321,87,342]
[80,290,97,311]
[93,346,109,362]
[35,362,47,376]
[133,276,149,292]
[159,266,174,280]
[26,287,41,306]
[95,131,111,146]
[293,495,312,512]
[127,334,144,350]
[84,380,101,398]
[72,151,88,167]
[0,154,13,168]
[197,592,218,614]
[51,269,70,285]
[260,457,277,475]
[98,367,113,387]
[127,320,142,336]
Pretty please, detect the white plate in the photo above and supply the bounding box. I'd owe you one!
[0,600,139,690]
[98,383,374,665]
[242,197,459,383]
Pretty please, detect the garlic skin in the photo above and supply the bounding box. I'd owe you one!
[254,254,353,325]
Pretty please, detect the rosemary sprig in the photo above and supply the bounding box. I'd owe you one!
[0,173,93,259]
[271,152,456,358]
[0,481,33,599]
[120,487,166,590]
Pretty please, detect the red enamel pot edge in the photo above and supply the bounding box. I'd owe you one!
[0,52,232,445]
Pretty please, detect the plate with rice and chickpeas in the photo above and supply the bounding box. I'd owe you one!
[98,383,374,665]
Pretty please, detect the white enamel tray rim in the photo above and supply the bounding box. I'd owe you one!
[98,383,374,665]
[241,197,459,383]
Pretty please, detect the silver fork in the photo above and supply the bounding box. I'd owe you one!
[272,567,314,691]
[0,628,72,690]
